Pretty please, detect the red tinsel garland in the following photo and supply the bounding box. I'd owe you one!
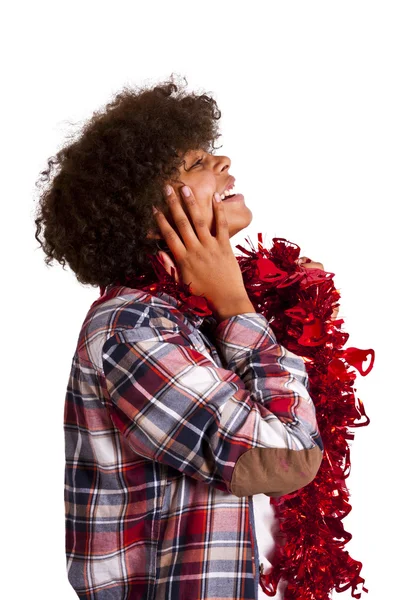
[99,234,374,600]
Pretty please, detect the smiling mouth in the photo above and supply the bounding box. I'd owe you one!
[220,185,238,200]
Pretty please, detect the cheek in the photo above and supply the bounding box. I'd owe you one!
[194,183,214,207]
[186,189,214,228]
[186,173,215,203]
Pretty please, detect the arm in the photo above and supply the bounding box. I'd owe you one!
[102,309,323,498]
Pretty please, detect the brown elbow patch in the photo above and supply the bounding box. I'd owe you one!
[230,446,323,497]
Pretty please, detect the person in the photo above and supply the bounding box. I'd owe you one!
[34,77,326,600]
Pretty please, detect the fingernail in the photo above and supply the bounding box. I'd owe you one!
[214,192,221,203]
[152,206,159,214]
[165,185,173,196]
[182,186,191,197]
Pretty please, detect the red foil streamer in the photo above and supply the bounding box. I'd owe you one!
[98,234,373,600]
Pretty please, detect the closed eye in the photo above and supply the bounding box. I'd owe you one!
[191,157,204,168]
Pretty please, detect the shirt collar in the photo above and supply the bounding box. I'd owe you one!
[98,284,214,330]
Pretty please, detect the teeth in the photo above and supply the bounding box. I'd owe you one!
[222,186,236,199]
[219,186,238,201]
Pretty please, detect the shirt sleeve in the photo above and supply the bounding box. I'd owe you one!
[101,311,324,498]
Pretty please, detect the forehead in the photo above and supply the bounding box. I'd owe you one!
[184,148,206,158]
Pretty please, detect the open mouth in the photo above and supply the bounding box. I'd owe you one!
[220,186,238,200]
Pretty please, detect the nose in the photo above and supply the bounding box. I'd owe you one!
[213,154,231,173]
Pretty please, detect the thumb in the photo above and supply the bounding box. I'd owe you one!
[156,251,180,283]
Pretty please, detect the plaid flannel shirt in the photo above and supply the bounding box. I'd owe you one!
[64,285,324,599]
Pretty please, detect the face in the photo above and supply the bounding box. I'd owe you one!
[149,150,253,239]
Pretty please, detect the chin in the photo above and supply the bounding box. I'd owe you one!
[210,205,253,238]
[228,208,253,238]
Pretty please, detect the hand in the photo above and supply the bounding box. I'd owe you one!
[297,256,340,320]
[152,185,250,312]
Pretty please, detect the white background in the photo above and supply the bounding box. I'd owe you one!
[2,1,398,598]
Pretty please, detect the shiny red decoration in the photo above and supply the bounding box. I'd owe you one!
[98,234,373,599]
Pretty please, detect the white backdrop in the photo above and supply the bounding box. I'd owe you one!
[2,1,398,598]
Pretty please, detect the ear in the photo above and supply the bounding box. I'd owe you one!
[156,250,180,283]
[146,230,180,283]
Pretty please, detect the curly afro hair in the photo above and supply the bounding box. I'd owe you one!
[33,76,222,289]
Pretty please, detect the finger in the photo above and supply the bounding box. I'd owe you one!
[298,257,324,270]
[152,200,187,261]
[213,192,230,245]
[179,185,214,245]
[302,261,324,271]
[166,185,204,249]
[297,256,311,265]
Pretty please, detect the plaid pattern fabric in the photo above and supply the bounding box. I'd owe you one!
[64,285,324,599]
